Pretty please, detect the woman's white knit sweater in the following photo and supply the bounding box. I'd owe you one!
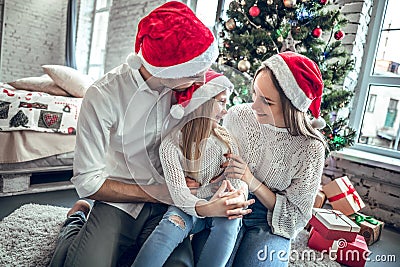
[160,126,248,218]
[223,104,325,239]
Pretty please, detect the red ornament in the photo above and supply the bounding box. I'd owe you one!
[320,0,328,4]
[312,26,322,38]
[334,30,345,40]
[249,5,260,17]
[68,127,76,135]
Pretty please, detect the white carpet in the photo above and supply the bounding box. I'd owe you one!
[0,204,340,266]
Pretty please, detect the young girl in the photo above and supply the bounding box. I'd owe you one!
[131,70,249,267]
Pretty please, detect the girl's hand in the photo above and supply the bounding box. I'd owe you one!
[221,154,254,185]
[198,180,254,219]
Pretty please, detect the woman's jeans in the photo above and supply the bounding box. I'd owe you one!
[132,205,242,267]
[192,193,291,267]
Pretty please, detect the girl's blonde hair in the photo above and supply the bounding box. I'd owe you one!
[180,98,232,178]
[253,65,327,147]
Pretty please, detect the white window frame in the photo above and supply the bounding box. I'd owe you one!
[350,0,400,158]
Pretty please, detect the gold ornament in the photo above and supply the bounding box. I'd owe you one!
[256,45,267,54]
[241,0,246,6]
[267,0,274,5]
[238,58,251,72]
[277,35,284,42]
[225,18,236,31]
[283,0,297,8]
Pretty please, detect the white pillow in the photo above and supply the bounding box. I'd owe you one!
[42,65,93,98]
[8,75,70,96]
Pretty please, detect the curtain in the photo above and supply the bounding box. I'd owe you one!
[66,0,77,69]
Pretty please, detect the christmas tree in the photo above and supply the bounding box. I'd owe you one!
[218,0,356,154]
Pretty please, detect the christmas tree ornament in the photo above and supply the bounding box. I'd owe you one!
[225,18,236,30]
[256,45,267,54]
[334,29,345,40]
[249,5,261,17]
[283,0,297,8]
[267,0,274,5]
[233,96,243,105]
[277,35,284,42]
[229,1,240,11]
[241,0,246,6]
[238,58,251,72]
[320,0,329,5]
[312,26,322,38]
[280,32,301,52]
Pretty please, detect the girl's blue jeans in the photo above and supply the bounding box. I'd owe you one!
[132,205,242,267]
[192,193,291,267]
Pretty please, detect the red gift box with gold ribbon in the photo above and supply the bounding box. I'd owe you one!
[309,208,360,242]
[323,176,365,215]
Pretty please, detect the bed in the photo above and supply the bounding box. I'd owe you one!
[0,66,89,196]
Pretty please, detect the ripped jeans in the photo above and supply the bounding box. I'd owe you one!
[131,205,242,267]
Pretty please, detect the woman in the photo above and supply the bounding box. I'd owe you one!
[193,52,327,266]
[131,70,250,267]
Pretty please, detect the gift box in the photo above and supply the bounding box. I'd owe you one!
[308,228,370,267]
[309,208,360,242]
[323,176,365,215]
[314,186,327,209]
[349,212,385,246]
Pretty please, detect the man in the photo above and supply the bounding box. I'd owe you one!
[49,2,252,267]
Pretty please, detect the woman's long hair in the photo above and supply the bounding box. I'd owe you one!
[253,65,327,147]
[180,98,232,178]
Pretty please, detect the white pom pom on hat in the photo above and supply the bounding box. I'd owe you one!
[126,53,142,70]
[170,104,185,119]
[170,70,233,119]
[127,1,218,79]
[264,52,326,129]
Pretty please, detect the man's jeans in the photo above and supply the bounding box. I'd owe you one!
[49,201,193,267]
[132,205,242,267]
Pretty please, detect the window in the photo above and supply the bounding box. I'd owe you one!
[367,94,377,113]
[87,0,112,80]
[352,0,400,156]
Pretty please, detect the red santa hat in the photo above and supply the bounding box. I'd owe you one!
[126,1,218,79]
[264,52,326,129]
[170,70,233,119]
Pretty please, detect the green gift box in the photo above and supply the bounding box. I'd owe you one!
[349,212,385,246]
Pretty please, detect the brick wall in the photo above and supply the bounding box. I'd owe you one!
[104,0,164,72]
[0,0,67,81]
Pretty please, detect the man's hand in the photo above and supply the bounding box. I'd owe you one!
[143,183,172,204]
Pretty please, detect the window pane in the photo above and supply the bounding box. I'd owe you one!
[195,0,218,27]
[359,85,400,150]
[373,0,400,76]
[88,11,109,78]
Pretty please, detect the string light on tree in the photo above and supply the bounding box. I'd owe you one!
[267,0,274,4]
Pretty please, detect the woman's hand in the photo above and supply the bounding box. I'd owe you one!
[221,153,254,186]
